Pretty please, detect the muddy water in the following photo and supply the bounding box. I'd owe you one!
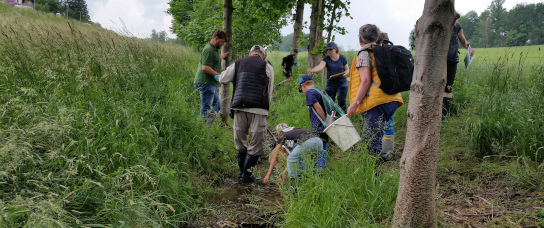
[186,170,285,228]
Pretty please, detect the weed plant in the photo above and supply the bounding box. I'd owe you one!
[0,4,235,226]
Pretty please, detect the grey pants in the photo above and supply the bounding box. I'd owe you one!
[233,111,267,157]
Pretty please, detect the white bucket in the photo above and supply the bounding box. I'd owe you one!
[323,115,361,151]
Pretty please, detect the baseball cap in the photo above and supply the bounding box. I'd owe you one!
[326,42,337,49]
[298,74,313,93]
[250,45,266,55]
[293,49,298,53]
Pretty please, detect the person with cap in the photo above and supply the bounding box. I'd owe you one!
[347,24,403,162]
[263,124,327,185]
[307,42,349,111]
[218,45,274,182]
[281,49,299,81]
[298,74,329,151]
[194,29,229,128]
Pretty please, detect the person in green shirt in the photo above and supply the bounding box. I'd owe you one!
[194,29,229,127]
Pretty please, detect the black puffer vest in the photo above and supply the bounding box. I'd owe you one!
[230,55,269,110]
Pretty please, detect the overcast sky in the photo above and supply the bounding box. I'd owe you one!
[88,0,543,50]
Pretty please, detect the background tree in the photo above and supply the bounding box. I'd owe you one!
[34,0,62,13]
[291,0,305,53]
[307,0,324,69]
[150,29,168,43]
[392,0,457,226]
[168,0,294,58]
[487,0,507,46]
[219,0,233,124]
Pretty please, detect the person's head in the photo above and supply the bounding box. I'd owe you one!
[210,29,228,48]
[298,74,315,93]
[326,42,340,55]
[358,24,380,46]
[377,32,391,46]
[275,123,289,137]
[292,49,299,56]
[249,45,266,59]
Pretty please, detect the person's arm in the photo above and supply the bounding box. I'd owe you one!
[264,143,283,186]
[307,61,327,74]
[313,102,327,121]
[343,63,349,77]
[458,28,475,56]
[347,66,371,117]
[267,63,274,99]
[218,63,236,84]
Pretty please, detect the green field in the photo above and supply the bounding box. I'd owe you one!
[1,3,544,227]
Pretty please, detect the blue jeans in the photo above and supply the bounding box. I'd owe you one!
[287,137,326,178]
[361,101,398,154]
[384,116,395,135]
[325,80,348,111]
[195,83,221,117]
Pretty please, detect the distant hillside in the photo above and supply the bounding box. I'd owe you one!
[276,32,309,52]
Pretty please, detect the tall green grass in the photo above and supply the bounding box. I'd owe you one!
[1,3,235,226]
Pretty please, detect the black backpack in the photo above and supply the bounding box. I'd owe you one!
[359,42,414,95]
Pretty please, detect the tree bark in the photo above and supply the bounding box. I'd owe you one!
[307,0,323,69]
[325,3,337,44]
[219,0,233,124]
[392,0,457,227]
[291,0,305,52]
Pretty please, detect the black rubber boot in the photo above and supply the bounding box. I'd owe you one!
[237,150,247,178]
[442,97,452,121]
[241,155,260,182]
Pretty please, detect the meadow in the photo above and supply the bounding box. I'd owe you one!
[1,3,544,227]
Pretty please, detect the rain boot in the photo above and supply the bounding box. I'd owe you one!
[380,135,394,162]
[442,97,452,121]
[206,112,216,128]
[237,150,247,178]
[241,155,260,182]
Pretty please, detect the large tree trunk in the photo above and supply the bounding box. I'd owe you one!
[291,0,305,52]
[392,0,457,227]
[219,0,233,124]
[307,0,323,70]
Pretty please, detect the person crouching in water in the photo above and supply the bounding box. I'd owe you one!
[218,45,274,182]
[263,124,327,185]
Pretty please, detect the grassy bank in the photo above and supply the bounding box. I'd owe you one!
[1,3,235,226]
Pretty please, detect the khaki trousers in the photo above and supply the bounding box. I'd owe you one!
[233,111,267,157]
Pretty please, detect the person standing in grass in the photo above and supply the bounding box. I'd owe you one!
[281,49,298,81]
[443,21,475,121]
[298,74,329,151]
[346,24,403,162]
[263,124,326,185]
[218,45,274,182]
[307,42,349,111]
[194,29,229,128]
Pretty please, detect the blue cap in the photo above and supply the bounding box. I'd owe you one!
[326,42,337,49]
[298,74,313,93]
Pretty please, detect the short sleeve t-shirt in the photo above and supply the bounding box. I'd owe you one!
[305,87,326,133]
[194,43,221,86]
[323,54,347,80]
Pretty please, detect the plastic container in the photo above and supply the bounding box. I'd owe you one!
[323,115,361,151]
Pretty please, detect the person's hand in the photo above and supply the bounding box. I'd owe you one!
[279,172,286,184]
[343,71,348,77]
[471,48,475,56]
[263,176,270,186]
[214,75,220,81]
[346,104,358,117]
[220,49,229,59]
[307,69,312,74]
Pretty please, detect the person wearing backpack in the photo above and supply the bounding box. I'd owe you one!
[298,74,330,151]
[443,21,475,121]
[346,24,404,161]
[306,42,350,111]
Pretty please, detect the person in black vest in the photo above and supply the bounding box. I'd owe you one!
[443,21,475,121]
[218,45,274,182]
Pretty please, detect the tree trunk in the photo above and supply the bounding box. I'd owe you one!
[307,0,323,70]
[392,0,457,227]
[291,0,305,52]
[219,0,233,124]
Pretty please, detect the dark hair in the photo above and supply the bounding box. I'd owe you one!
[359,24,380,44]
[212,29,228,42]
